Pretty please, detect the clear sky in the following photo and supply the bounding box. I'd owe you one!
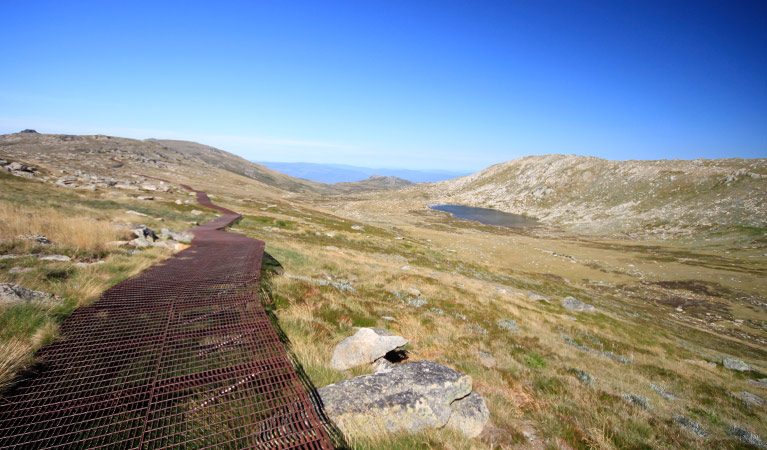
[1,1,765,170]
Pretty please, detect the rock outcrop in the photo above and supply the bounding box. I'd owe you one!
[0,283,58,304]
[318,360,487,438]
[562,296,596,312]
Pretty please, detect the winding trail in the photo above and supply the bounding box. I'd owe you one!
[0,185,333,449]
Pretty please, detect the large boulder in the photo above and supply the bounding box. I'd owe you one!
[330,328,408,371]
[562,296,596,312]
[318,361,475,436]
[446,392,490,438]
[0,283,58,305]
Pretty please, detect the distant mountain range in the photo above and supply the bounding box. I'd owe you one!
[253,161,469,183]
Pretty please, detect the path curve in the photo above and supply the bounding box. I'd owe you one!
[0,184,333,449]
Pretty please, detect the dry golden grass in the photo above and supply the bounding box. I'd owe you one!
[0,339,33,392]
[0,201,122,253]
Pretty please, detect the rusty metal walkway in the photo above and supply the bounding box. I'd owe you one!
[0,186,333,449]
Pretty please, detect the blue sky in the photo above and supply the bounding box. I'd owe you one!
[1,1,765,170]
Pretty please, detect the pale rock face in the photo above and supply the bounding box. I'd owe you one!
[723,357,751,372]
[446,392,490,438]
[562,296,596,312]
[160,228,194,243]
[330,328,407,371]
[39,255,71,262]
[0,283,58,304]
[318,361,477,436]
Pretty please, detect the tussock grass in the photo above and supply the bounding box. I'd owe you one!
[0,201,122,254]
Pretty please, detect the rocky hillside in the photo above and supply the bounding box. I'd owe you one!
[149,139,335,194]
[334,174,412,192]
[424,154,767,237]
[0,132,413,197]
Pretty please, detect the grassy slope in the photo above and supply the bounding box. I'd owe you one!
[0,171,219,390]
[209,186,766,449]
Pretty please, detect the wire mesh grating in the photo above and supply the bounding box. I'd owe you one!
[0,185,333,449]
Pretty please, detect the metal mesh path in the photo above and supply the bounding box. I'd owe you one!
[0,185,333,449]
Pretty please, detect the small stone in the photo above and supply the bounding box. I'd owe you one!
[406,287,422,297]
[622,393,650,409]
[351,225,364,231]
[446,392,490,438]
[722,357,751,372]
[190,210,202,216]
[650,383,677,401]
[175,199,183,205]
[330,328,408,371]
[477,351,497,368]
[567,368,595,385]
[126,210,148,217]
[728,424,765,448]
[8,267,33,274]
[562,296,596,312]
[39,254,71,262]
[496,318,518,332]
[738,391,765,407]
[674,415,707,438]
[381,316,396,321]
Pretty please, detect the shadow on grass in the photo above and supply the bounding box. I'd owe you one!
[260,250,350,449]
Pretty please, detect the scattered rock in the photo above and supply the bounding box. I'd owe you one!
[622,393,650,409]
[496,318,518,333]
[728,424,766,448]
[74,261,104,268]
[284,273,355,292]
[528,292,548,302]
[126,210,148,217]
[330,328,408,371]
[130,237,153,248]
[159,228,193,243]
[650,383,677,401]
[477,351,497,368]
[318,361,478,437]
[8,267,33,274]
[152,240,184,251]
[0,283,58,304]
[39,254,71,262]
[674,415,707,438]
[737,391,765,407]
[723,357,751,372]
[131,225,157,241]
[567,368,595,385]
[17,234,52,245]
[446,392,490,438]
[562,296,596,312]
[351,225,364,231]
[406,287,422,297]
[190,210,202,216]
